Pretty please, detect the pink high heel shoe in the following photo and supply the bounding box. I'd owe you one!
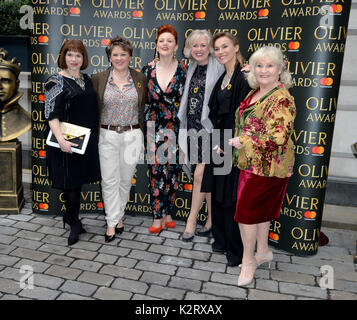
[255,250,273,269]
[237,259,257,287]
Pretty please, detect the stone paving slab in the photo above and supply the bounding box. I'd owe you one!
[0,184,356,301]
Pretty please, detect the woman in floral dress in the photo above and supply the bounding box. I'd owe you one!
[142,25,186,233]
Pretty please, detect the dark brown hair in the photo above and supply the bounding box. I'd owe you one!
[156,24,178,44]
[211,32,245,67]
[105,36,133,61]
[58,39,88,70]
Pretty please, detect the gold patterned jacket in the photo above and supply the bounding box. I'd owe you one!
[233,84,296,178]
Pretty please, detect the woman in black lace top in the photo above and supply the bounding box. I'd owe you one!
[44,40,101,246]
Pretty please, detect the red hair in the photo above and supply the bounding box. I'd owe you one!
[156,24,178,44]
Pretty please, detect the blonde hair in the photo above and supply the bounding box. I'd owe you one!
[183,29,213,59]
[247,46,292,89]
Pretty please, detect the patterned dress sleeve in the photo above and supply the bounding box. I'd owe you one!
[44,75,65,121]
[239,94,296,154]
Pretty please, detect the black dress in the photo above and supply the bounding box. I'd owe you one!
[187,65,209,164]
[202,64,250,265]
[44,74,101,190]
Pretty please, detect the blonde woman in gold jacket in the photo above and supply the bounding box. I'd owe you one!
[230,46,296,287]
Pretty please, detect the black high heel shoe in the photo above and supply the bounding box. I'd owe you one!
[68,221,81,246]
[115,225,124,234]
[104,233,116,243]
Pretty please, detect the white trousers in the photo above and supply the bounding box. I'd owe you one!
[99,127,143,227]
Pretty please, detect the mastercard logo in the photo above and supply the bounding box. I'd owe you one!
[304,211,317,219]
[288,41,300,51]
[329,4,343,14]
[312,146,324,155]
[97,202,104,209]
[39,203,49,210]
[39,94,45,102]
[70,7,80,15]
[258,9,269,18]
[38,36,49,44]
[131,178,136,185]
[184,184,193,191]
[195,11,206,20]
[101,39,110,47]
[269,232,279,242]
[39,150,46,158]
[320,77,333,86]
[133,10,143,18]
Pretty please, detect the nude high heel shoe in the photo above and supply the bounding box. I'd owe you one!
[237,259,257,287]
[255,250,273,269]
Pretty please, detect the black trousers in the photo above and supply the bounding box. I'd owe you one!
[211,200,243,264]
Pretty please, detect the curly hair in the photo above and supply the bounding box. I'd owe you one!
[247,46,292,89]
[105,36,133,61]
[156,24,178,44]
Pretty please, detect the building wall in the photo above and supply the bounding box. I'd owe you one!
[324,0,357,206]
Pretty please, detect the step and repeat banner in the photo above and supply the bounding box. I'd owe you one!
[31,0,351,256]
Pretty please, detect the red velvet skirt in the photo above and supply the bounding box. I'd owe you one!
[234,170,289,224]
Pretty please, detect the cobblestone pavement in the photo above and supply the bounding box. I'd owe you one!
[0,184,356,300]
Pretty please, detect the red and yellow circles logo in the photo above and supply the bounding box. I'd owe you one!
[312,146,325,156]
[329,4,343,14]
[38,36,49,45]
[320,77,333,87]
[39,203,49,211]
[38,94,45,102]
[304,211,317,220]
[288,41,300,51]
[39,150,46,158]
[69,7,80,16]
[269,232,279,242]
[97,202,104,209]
[195,11,206,20]
[184,184,193,191]
[133,10,143,19]
[258,8,269,18]
[131,178,137,185]
[101,39,111,47]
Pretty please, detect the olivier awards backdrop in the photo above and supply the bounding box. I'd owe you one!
[31,0,351,256]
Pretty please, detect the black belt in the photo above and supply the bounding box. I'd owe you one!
[101,124,140,134]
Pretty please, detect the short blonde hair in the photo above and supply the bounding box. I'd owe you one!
[247,46,292,89]
[183,29,213,59]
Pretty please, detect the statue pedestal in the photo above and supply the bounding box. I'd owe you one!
[0,140,25,214]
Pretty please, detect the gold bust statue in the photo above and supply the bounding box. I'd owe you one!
[0,48,31,142]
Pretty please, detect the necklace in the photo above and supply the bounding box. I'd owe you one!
[221,70,234,90]
[64,70,85,90]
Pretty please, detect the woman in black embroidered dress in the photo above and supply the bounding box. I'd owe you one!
[44,40,101,246]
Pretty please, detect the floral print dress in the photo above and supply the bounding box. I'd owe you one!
[233,84,296,178]
[142,60,187,219]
